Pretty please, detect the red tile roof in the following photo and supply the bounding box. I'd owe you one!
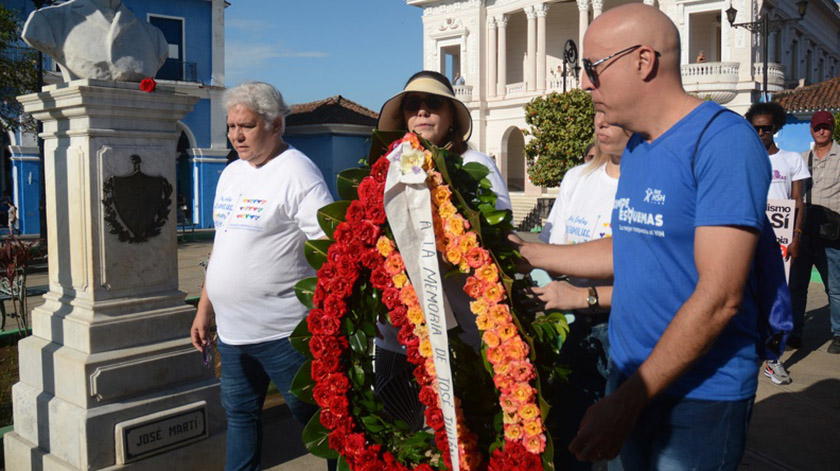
[287,95,379,127]
[773,76,840,114]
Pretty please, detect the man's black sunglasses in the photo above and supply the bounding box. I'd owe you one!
[753,125,775,134]
[582,44,642,85]
[402,94,446,113]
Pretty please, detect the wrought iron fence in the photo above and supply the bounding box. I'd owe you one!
[156,60,199,83]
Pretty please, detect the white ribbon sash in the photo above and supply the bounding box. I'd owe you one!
[383,142,460,471]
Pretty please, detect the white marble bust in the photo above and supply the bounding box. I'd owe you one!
[22,0,168,82]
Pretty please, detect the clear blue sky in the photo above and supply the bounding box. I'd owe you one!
[225,0,423,113]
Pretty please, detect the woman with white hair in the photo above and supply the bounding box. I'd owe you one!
[190,82,335,471]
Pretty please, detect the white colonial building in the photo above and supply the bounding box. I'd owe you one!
[408,0,840,205]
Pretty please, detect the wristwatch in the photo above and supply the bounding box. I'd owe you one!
[586,286,599,311]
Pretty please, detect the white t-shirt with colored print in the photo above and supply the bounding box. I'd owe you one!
[540,163,618,246]
[767,149,810,201]
[205,146,333,345]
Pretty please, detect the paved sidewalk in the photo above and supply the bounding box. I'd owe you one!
[5,239,837,470]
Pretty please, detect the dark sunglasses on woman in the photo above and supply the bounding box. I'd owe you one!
[403,94,446,113]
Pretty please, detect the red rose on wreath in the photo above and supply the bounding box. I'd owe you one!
[139,77,157,92]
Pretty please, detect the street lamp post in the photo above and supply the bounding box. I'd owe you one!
[562,39,581,93]
[726,0,808,102]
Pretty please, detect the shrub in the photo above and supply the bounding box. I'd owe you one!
[523,89,595,187]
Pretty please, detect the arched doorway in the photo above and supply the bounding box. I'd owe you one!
[176,131,192,224]
[503,126,526,191]
[1,132,12,227]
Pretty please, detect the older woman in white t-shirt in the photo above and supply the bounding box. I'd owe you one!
[537,111,630,471]
[190,82,335,471]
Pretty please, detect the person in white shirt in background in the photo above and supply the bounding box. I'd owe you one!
[533,111,631,470]
[190,82,335,471]
[745,101,809,385]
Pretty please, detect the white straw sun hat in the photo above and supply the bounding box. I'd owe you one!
[377,74,472,143]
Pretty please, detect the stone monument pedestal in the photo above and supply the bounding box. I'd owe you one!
[5,79,225,471]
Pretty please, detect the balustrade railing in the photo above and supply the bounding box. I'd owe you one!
[681,62,741,83]
[505,81,526,95]
[752,62,786,86]
[453,84,473,101]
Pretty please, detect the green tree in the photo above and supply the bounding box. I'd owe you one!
[0,5,39,134]
[523,89,595,187]
[834,111,840,144]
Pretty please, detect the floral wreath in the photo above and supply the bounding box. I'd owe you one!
[290,132,569,471]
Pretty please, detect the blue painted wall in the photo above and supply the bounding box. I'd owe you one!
[182,98,211,148]
[1,0,217,234]
[285,133,372,199]
[193,159,225,228]
[11,157,40,235]
[122,0,213,85]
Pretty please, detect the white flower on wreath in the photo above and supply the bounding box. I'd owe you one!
[396,142,427,184]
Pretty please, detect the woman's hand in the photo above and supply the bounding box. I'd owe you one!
[531,280,589,311]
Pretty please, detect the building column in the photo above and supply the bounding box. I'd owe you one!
[536,3,550,92]
[488,17,498,97]
[187,148,230,228]
[526,6,537,92]
[210,0,225,87]
[592,0,604,18]
[497,14,508,96]
[577,0,590,60]
[10,79,225,471]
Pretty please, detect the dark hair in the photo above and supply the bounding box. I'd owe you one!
[745,102,787,128]
[401,70,468,154]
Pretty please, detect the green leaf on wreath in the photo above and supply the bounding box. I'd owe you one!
[369,130,409,164]
[289,317,313,358]
[361,414,386,433]
[350,363,365,388]
[317,201,351,239]
[483,209,512,226]
[290,359,316,405]
[304,239,333,270]
[542,433,557,471]
[337,456,350,471]
[302,411,339,459]
[294,277,318,309]
[349,329,368,355]
[336,168,370,200]
[461,161,491,181]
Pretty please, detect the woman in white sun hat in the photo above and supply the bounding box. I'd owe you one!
[374,70,511,430]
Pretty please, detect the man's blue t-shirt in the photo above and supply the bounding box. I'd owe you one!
[610,101,771,401]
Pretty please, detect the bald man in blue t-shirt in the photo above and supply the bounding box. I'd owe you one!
[511,4,770,470]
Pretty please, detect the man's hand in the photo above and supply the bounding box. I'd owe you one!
[786,237,800,260]
[569,375,648,462]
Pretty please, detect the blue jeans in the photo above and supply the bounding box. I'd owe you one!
[789,235,840,337]
[606,367,754,471]
[218,337,323,471]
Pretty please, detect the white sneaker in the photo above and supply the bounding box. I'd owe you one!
[763,360,792,385]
